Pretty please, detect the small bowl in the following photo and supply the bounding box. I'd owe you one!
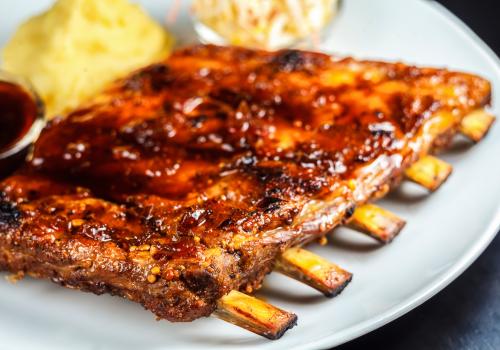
[189,0,343,51]
[0,71,45,178]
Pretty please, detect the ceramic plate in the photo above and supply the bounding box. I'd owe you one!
[1,0,500,349]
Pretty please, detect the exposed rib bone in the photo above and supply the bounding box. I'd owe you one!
[272,247,352,298]
[213,290,298,340]
[404,155,452,191]
[346,203,406,244]
[459,109,496,143]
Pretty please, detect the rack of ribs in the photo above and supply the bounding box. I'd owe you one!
[0,44,494,339]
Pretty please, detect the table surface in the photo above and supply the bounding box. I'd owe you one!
[335,1,500,349]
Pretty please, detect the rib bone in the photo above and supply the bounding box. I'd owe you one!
[459,109,496,142]
[346,203,406,244]
[404,155,452,191]
[213,290,298,340]
[272,247,352,298]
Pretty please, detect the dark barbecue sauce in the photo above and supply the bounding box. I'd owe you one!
[0,81,37,153]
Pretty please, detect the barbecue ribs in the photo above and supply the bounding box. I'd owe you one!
[0,45,491,324]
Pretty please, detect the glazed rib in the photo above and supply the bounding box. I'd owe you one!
[0,45,492,324]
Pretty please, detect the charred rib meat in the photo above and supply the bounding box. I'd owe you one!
[0,45,491,322]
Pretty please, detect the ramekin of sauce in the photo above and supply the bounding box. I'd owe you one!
[0,71,45,179]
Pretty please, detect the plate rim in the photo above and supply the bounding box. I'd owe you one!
[294,3,500,348]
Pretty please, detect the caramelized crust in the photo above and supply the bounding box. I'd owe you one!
[0,45,491,322]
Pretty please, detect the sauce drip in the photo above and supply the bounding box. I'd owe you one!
[0,81,37,152]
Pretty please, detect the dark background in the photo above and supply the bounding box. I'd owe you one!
[335,1,500,349]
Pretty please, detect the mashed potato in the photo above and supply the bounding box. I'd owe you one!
[2,0,175,118]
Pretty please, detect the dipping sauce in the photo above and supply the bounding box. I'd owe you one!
[0,81,37,153]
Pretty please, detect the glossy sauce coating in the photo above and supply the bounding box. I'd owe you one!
[0,81,36,152]
[0,45,491,322]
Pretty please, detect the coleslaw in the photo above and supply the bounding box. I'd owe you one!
[191,0,339,50]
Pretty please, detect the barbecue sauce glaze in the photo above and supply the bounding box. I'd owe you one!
[6,45,491,250]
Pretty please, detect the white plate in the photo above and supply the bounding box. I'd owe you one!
[1,1,500,349]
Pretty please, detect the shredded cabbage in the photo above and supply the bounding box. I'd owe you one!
[192,0,339,50]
